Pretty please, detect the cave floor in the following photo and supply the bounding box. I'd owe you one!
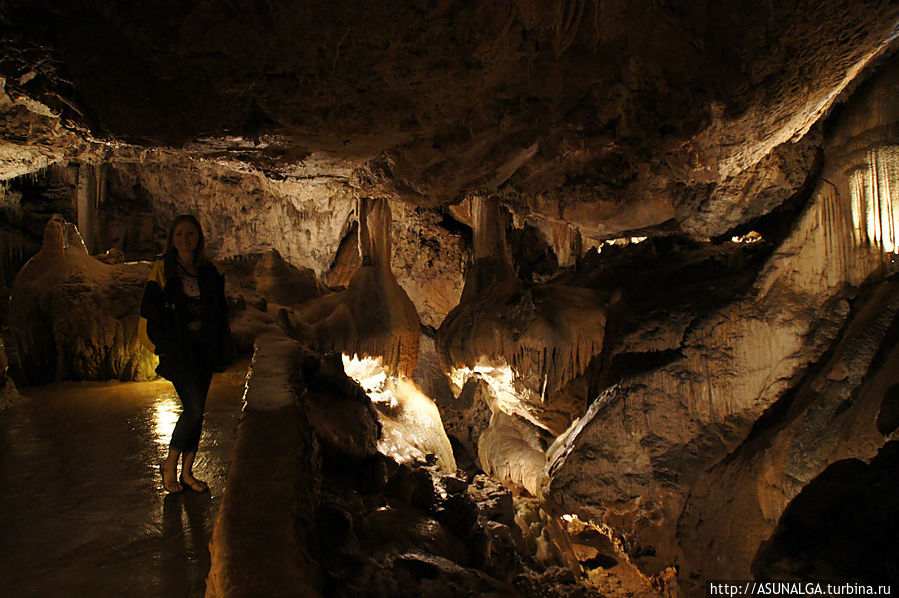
[0,364,248,598]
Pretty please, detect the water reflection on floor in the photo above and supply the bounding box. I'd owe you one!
[0,365,248,598]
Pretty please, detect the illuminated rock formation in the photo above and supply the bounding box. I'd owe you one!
[543,58,899,588]
[8,215,156,382]
[437,196,608,494]
[290,197,420,377]
[210,332,651,598]
[342,354,456,472]
[439,196,608,399]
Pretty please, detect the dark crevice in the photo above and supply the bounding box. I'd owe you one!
[713,146,825,245]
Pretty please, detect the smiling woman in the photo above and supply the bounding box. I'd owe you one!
[139,215,234,495]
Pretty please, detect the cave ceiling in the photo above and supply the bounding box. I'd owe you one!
[2,0,899,240]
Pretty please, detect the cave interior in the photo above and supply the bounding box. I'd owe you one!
[2,1,899,596]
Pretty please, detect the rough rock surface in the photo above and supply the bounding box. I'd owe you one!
[438,196,608,397]
[104,151,358,275]
[5,1,899,244]
[211,331,653,598]
[289,197,421,377]
[5,0,899,591]
[219,249,328,352]
[325,202,468,329]
[752,442,899,582]
[0,337,17,411]
[543,56,899,586]
[8,215,156,383]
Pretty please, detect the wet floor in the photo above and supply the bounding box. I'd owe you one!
[0,365,248,598]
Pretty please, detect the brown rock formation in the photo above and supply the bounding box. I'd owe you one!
[211,332,652,598]
[9,215,157,382]
[0,336,17,411]
[290,197,421,376]
[543,56,899,586]
[4,0,898,242]
[437,196,608,495]
[438,196,608,398]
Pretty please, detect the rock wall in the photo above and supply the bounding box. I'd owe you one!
[104,150,357,275]
[542,55,899,586]
[208,331,657,598]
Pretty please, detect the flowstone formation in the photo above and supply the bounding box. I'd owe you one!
[287,197,420,377]
[8,215,156,383]
[543,58,899,589]
[436,195,608,496]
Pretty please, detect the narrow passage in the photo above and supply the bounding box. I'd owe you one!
[0,365,248,598]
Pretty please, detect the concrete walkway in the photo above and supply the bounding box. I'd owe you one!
[0,365,248,598]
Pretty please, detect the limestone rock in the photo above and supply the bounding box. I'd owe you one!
[9,215,157,382]
[751,442,899,581]
[437,375,493,469]
[438,196,608,402]
[543,184,862,575]
[302,351,381,461]
[6,1,899,245]
[675,277,899,586]
[290,198,421,377]
[369,376,457,473]
[104,151,358,276]
[220,250,328,353]
[388,202,467,329]
[478,409,547,498]
[543,63,899,581]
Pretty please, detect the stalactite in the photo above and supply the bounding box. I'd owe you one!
[292,197,421,377]
[438,196,606,401]
[551,222,582,268]
[848,146,899,261]
[511,0,602,56]
[76,162,99,254]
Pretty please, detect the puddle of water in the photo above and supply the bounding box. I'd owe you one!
[0,365,248,598]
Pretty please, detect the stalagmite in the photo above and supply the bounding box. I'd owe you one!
[8,215,157,382]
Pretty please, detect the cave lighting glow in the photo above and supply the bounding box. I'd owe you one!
[449,361,515,395]
[731,231,763,244]
[342,353,456,470]
[153,392,181,447]
[341,354,388,394]
[450,360,552,433]
[595,235,648,254]
[849,147,899,254]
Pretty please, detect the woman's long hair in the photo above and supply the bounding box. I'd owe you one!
[163,214,207,266]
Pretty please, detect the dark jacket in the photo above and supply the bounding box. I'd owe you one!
[139,254,233,380]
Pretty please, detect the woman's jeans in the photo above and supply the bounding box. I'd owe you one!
[170,368,213,453]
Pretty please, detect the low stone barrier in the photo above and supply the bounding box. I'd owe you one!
[206,331,321,598]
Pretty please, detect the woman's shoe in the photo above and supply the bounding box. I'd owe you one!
[159,463,183,493]
[179,474,209,493]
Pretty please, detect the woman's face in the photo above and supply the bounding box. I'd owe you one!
[173,221,199,256]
